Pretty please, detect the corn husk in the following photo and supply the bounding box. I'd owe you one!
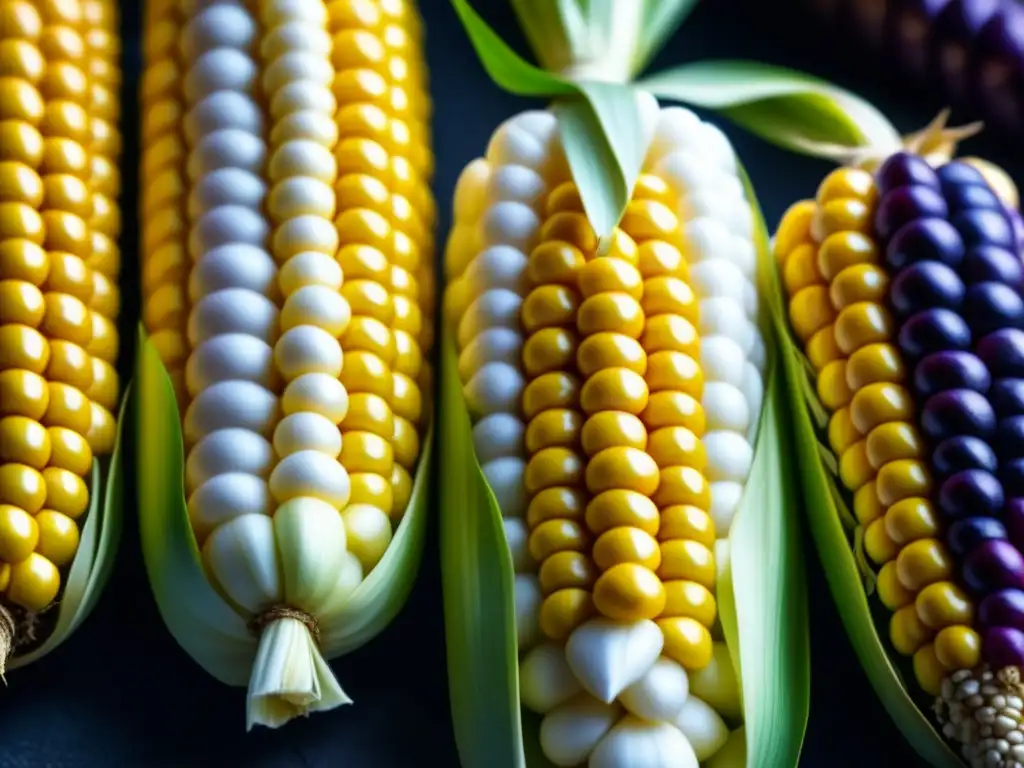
[439,3,811,766]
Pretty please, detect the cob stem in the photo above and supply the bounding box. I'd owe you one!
[246,608,352,731]
[0,604,12,679]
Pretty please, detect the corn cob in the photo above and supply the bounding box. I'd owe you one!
[139,0,435,728]
[802,0,1024,137]
[777,152,1024,764]
[0,0,121,645]
[446,102,764,766]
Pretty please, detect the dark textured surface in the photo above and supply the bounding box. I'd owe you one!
[0,1,1020,767]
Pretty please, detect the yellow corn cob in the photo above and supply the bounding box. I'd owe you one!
[446,102,764,765]
[0,0,121,618]
[138,0,435,728]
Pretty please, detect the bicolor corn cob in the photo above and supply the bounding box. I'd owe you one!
[777,153,1024,766]
[445,102,765,766]
[0,0,121,616]
[139,0,434,708]
[804,0,1024,136]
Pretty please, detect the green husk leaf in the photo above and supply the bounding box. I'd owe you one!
[637,60,903,160]
[721,170,809,767]
[768,246,964,764]
[553,82,647,239]
[448,0,655,239]
[137,327,431,682]
[10,383,130,667]
[448,0,573,96]
[635,0,701,73]
[439,329,525,768]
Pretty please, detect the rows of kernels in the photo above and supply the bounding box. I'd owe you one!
[446,110,563,656]
[181,0,283,552]
[140,0,189,407]
[644,110,763,677]
[520,186,601,643]
[327,0,431,525]
[0,1,95,613]
[873,155,993,692]
[82,0,120,437]
[323,2,400,567]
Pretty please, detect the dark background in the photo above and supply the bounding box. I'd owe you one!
[1,1,1019,766]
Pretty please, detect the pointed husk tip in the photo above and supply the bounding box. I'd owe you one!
[245,606,353,730]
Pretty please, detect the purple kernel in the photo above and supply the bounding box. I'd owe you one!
[982,626,1024,669]
[932,435,998,477]
[884,218,965,271]
[937,160,990,191]
[963,245,1024,287]
[977,329,1024,377]
[991,379,1024,417]
[944,182,1004,213]
[897,308,971,360]
[962,539,1024,594]
[1004,499,1024,552]
[978,589,1024,632]
[913,350,990,396]
[876,152,941,194]
[964,282,1024,335]
[920,388,997,440]
[948,517,1008,557]
[876,186,950,241]
[952,208,1016,250]
[938,469,1005,519]
[997,416,1024,462]
[998,459,1024,497]
[890,260,965,316]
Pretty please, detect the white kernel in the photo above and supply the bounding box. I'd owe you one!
[186,333,276,394]
[260,21,331,59]
[273,412,342,458]
[262,53,333,95]
[261,0,328,26]
[481,456,528,518]
[748,327,767,372]
[457,288,523,349]
[185,428,274,492]
[703,382,751,434]
[487,111,555,170]
[269,450,351,507]
[189,244,277,301]
[282,372,349,423]
[269,109,338,146]
[514,573,543,652]
[690,261,748,305]
[730,236,757,279]
[700,120,738,173]
[646,107,703,168]
[520,643,582,714]
[274,325,343,380]
[704,430,754,483]
[709,480,744,535]
[654,149,721,200]
[698,297,756,353]
[272,214,339,259]
[188,472,271,543]
[464,361,525,419]
[277,250,342,294]
[187,287,279,344]
[187,128,267,180]
[268,140,337,184]
[280,285,351,335]
[184,380,279,444]
[189,205,269,257]
[267,177,335,221]
[741,362,765,434]
[188,168,267,216]
[181,5,257,59]
[472,412,525,463]
[184,48,259,102]
[453,157,491,222]
[270,80,337,120]
[487,164,547,209]
[504,517,534,573]
[479,201,541,254]
[700,335,746,388]
[185,92,264,145]
[684,218,738,264]
[462,245,529,303]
